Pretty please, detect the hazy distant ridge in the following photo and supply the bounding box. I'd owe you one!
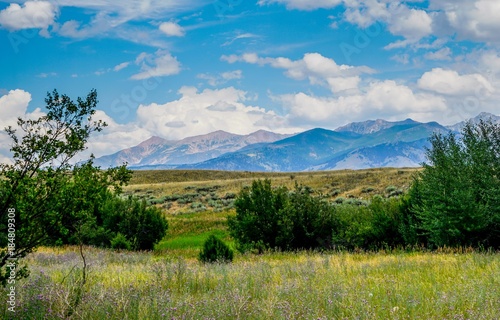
[94,113,499,171]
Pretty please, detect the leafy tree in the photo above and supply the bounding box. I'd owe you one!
[96,194,168,250]
[285,184,335,249]
[199,235,234,263]
[0,89,112,285]
[0,89,165,287]
[229,179,289,252]
[229,180,337,251]
[406,120,500,248]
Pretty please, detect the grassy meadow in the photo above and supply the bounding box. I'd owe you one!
[3,168,500,319]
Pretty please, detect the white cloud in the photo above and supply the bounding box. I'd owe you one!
[390,54,410,65]
[130,50,181,80]
[258,0,342,10]
[222,32,260,46]
[36,72,57,78]
[424,47,452,61]
[343,0,390,27]
[81,110,152,162]
[0,89,45,164]
[0,1,57,31]
[135,86,295,140]
[0,89,33,123]
[197,70,243,86]
[388,7,433,42]
[113,62,130,72]
[278,80,448,127]
[222,52,375,93]
[418,68,494,96]
[51,0,207,43]
[221,70,242,80]
[345,1,433,46]
[326,76,360,93]
[159,21,185,37]
[430,0,500,43]
[342,0,497,45]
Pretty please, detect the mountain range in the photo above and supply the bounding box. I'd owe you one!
[94,112,500,172]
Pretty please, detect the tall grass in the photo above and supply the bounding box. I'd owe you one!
[2,247,499,319]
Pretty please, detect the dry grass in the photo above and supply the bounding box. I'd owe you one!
[3,246,499,319]
[125,168,419,215]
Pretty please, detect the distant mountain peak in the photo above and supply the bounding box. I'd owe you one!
[447,112,500,131]
[335,118,419,134]
[137,136,170,148]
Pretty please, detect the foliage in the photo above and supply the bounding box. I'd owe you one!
[110,233,132,251]
[406,120,500,248]
[331,197,404,250]
[198,234,234,263]
[0,89,121,286]
[284,184,336,249]
[229,180,340,252]
[0,89,167,287]
[229,179,289,252]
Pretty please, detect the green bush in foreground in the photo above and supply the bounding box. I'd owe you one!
[199,235,233,263]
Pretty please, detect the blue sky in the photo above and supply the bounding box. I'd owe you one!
[1,0,500,161]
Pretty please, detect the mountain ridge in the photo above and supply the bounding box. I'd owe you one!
[94,113,499,171]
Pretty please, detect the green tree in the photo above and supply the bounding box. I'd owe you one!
[229,180,337,251]
[0,90,167,285]
[407,120,500,248]
[229,179,289,252]
[285,184,335,249]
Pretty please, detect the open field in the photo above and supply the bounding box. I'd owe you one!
[125,168,419,215]
[4,168,500,319]
[2,246,499,319]
[129,168,418,255]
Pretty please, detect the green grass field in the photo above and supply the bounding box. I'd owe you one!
[3,168,500,319]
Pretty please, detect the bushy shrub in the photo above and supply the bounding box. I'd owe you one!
[110,233,132,250]
[199,235,234,263]
[228,179,289,251]
[285,185,336,249]
[229,180,337,251]
[51,192,168,251]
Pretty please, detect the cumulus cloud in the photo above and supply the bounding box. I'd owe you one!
[387,7,433,42]
[345,1,434,46]
[277,80,448,127]
[130,50,181,80]
[265,0,500,47]
[135,86,295,140]
[0,89,45,164]
[0,1,58,32]
[159,21,185,37]
[430,0,500,43]
[418,68,494,96]
[222,52,374,93]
